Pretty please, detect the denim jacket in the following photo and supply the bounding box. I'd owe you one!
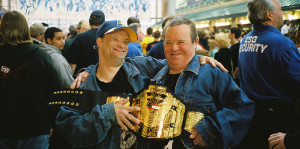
[151,55,254,149]
[56,57,166,149]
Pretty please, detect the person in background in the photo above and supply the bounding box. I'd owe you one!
[30,23,46,45]
[76,20,90,34]
[235,0,300,148]
[281,20,291,37]
[126,23,145,58]
[198,29,210,51]
[43,27,74,88]
[44,27,74,149]
[296,26,300,49]
[146,30,161,54]
[214,32,232,76]
[147,15,175,59]
[140,27,154,55]
[228,27,241,84]
[43,28,73,148]
[127,16,140,26]
[208,37,218,57]
[0,11,59,149]
[41,22,49,28]
[288,25,298,46]
[62,25,77,59]
[67,10,105,76]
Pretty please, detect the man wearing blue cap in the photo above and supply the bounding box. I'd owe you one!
[57,20,227,149]
[56,20,168,149]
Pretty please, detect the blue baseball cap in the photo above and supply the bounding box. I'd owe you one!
[96,20,137,43]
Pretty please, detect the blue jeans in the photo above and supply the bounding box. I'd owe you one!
[0,134,49,149]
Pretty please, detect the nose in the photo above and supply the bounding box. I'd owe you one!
[117,42,122,47]
[171,43,179,51]
[116,41,126,49]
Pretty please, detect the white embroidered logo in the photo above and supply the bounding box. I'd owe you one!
[1,66,11,74]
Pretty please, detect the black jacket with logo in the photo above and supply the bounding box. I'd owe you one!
[0,43,60,139]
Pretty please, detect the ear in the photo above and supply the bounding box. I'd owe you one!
[265,10,273,21]
[47,38,51,44]
[96,37,102,47]
[195,36,199,45]
[96,37,102,46]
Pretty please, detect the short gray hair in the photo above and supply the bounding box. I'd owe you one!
[247,0,277,25]
[128,23,141,33]
[163,16,197,43]
[30,23,46,38]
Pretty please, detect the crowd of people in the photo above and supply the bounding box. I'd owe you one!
[0,0,299,149]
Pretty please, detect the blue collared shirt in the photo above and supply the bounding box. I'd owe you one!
[239,24,300,103]
[127,42,144,58]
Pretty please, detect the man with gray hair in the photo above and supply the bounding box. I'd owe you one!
[236,0,300,149]
[126,23,144,57]
[76,20,90,34]
[30,23,46,44]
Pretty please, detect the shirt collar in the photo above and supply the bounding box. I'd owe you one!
[253,24,281,35]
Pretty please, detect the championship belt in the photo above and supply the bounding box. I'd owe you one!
[131,85,186,139]
[47,89,135,149]
[184,111,205,133]
[48,89,129,112]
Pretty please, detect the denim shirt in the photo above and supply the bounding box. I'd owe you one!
[56,57,166,149]
[151,55,254,149]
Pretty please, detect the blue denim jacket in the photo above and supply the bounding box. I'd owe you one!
[151,55,254,149]
[56,57,166,149]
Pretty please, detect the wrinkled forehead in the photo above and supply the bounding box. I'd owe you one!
[165,25,192,39]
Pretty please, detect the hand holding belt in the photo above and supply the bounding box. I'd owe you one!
[48,87,205,140]
[130,85,205,139]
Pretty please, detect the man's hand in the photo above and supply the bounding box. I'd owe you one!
[189,129,208,147]
[114,97,141,131]
[268,132,286,149]
[70,70,90,89]
[200,56,228,73]
[49,129,53,138]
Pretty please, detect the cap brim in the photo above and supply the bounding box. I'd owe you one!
[104,27,137,43]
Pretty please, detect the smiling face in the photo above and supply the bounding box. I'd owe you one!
[164,24,197,74]
[97,29,130,66]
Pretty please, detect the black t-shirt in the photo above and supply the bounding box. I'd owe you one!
[146,41,160,52]
[215,48,232,76]
[230,42,240,72]
[96,68,134,94]
[145,73,185,149]
[67,29,99,77]
[165,73,180,93]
